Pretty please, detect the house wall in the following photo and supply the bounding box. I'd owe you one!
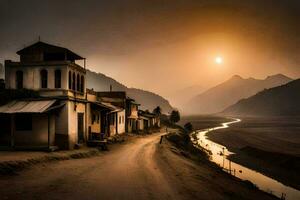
[109,112,117,137]
[55,102,68,135]
[67,65,86,94]
[87,103,101,134]
[117,110,125,134]
[67,101,86,149]
[14,114,55,147]
[127,118,138,133]
[137,119,144,131]
[54,102,69,149]
[130,104,138,118]
[5,64,69,90]
[127,119,132,133]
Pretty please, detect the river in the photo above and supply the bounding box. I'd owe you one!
[191,118,300,200]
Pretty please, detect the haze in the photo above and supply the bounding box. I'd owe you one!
[1,0,300,102]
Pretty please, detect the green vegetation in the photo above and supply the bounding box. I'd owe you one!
[152,106,162,116]
[183,122,193,133]
[169,110,180,123]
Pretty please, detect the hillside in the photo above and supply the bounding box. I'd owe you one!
[185,74,292,115]
[223,79,300,116]
[86,70,173,113]
[168,84,205,110]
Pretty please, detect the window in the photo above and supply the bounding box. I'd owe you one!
[72,72,75,90]
[92,113,96,124]
[68,71,72,89]
[40,69,48,88]
[122,116,125,124]
[80,75,84,93]
[15,114,32,131]
[76,74,80,92]
[55,69,61,88]
[119,116,121,124]
[16,70,23,89]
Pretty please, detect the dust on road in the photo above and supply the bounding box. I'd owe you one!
[0,133,277,200]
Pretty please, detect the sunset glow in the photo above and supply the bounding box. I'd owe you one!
[215,56,223,64]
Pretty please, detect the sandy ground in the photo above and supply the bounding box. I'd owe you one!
[0,132,276,200]
[207,117,300,190]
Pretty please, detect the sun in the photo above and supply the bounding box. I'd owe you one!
[215,56,223,64]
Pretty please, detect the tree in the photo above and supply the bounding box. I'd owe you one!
[169,110,180,124]
[184,122,193,133]
[153,106,162,116]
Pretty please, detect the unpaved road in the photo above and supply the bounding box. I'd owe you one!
[0,133,276,200]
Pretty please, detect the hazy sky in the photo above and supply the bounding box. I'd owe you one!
[1,0,300,98]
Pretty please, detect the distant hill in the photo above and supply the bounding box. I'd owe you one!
[185,74,293,115]
[168,84,205,110]
[223,79,300,116]
[86,70,173,113]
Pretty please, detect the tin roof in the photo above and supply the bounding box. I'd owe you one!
[0,100,57,114]
[17,41,84,60]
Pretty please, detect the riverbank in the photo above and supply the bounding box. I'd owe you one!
[207,117,300,190]
[165,127,277,200]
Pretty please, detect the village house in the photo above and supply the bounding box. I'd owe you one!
[0,41,159,151]
[0,41,89,150]
[96,91,139,133]
[137,110,161,132]
[0,41,118,150]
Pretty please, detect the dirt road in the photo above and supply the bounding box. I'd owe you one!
[0,133,276,200]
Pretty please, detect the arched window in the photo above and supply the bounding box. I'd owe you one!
[72,72,75,90]
[55,69,61,88]
[16,70,23,89]
[80,75,84,93]
[68,71,72,89]
[76,74,80,92]
[40,69,48,88]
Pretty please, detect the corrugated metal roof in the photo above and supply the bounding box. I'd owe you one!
[0,100,56,114]
[101,102,122,111]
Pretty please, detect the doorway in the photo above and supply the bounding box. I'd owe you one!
[77,113,84,143]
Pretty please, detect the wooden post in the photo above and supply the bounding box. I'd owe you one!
[160,135,163,144]
[222,147,225,169]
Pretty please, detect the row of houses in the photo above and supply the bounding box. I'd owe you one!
[0,41,160,150]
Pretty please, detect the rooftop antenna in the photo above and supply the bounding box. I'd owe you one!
[38,36,41,42]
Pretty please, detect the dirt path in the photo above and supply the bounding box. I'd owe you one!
[0,133,276,200]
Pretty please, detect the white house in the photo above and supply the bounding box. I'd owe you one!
[1,41,89,150]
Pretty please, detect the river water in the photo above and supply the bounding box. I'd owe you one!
[191,118,300,200]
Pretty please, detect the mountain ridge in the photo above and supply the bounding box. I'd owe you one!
[86,69,173,113]
[185,74,293,115]
[222,79,300,116]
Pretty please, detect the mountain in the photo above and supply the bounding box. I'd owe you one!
[168,84,205,110]
[223,79,300,116]
[185,74,293,115]
[86,70,173,113]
